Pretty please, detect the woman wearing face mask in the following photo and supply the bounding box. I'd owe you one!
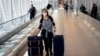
[35,9,56,56]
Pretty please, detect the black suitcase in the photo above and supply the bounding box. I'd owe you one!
[28,47,43,56]
[27,36,43,56]
[53,35,64,56]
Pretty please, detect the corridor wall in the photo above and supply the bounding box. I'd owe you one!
[0,0,49,24]
[77,0,100,14]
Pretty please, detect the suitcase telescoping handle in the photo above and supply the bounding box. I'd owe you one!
[53,27,56,37]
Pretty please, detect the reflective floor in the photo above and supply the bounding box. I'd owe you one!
[23,9,100,56]
[55,9,100,56]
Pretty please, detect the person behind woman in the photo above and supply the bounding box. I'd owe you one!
[35,9,56,56]
[91,3,98,19]
[28,4,36,20]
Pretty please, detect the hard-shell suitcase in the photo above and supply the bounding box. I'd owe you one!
[27,36,43,56]
[28,36,43,47]
[53,35,64,56]
[28,47,43,56]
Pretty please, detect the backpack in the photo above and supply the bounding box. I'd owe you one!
[30,7,36,14]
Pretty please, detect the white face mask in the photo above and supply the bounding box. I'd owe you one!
[43,13,47,16]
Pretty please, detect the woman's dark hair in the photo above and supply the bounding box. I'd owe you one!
[41,8,49,19]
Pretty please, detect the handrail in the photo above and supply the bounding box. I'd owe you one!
[0,10,40,25]
[0,14,28,25]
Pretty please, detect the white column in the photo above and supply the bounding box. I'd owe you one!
[73,0,77,15]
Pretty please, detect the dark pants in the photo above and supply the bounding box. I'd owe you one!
[41,29,53,54]
[30,14,35,20]
[91,12,97,19]
[44,37,53,54]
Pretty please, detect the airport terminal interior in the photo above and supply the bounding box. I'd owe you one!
[0,0,100,56]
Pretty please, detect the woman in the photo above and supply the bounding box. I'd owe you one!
[35,9,56,56]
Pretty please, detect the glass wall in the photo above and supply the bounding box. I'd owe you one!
[0,0,49,24]
[32,0,49,11]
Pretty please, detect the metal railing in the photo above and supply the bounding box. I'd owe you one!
[0,14,29,36]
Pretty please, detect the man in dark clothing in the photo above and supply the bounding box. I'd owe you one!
[80,4,87,14]
[46,3,52,10]
[91,3,98,18]
[28,4,36,20]
[65,1,68,11]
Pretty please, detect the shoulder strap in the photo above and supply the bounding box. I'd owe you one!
[40,16,53,24]
[40,18,43,24]
[49,16,53,22]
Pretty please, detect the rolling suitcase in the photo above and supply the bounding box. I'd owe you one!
[27,36,43,56]
[53,35,64,56]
